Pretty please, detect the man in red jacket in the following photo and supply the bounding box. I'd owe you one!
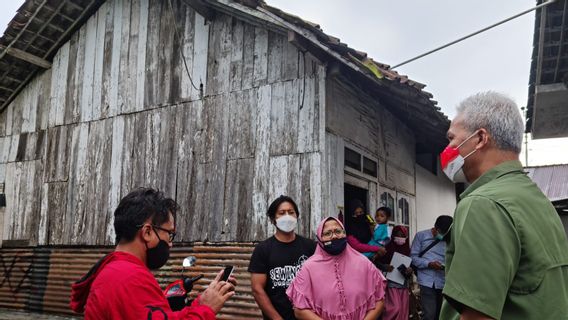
[70,188,236,319]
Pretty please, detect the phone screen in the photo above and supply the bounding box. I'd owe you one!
[221,265,234,282]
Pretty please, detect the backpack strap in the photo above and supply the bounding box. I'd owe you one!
[418,239,440,257]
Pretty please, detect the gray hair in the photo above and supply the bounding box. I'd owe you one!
[456,91,524,154]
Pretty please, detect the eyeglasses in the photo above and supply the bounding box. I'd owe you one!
[152,225,177,242]
[321,228,345,239]
[137,224,177,242]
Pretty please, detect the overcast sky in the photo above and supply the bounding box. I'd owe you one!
[1,0,567,166]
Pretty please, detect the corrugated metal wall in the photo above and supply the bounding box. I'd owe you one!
[0,243,261,319]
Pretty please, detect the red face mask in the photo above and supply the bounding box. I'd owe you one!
[440,131,479,183]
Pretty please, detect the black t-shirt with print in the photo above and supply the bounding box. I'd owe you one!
[248,235,316,320]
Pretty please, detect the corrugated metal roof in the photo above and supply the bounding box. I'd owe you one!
[525,164,568,202]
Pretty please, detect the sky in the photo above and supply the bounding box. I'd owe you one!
[1,0,567,166]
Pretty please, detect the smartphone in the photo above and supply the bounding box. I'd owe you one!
[220,265,234,282]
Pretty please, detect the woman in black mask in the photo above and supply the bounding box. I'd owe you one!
[286,217,387,319]
[345,199,386,258]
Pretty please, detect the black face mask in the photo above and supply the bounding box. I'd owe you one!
[322,238,348,255]
[145,228,170,270]
[353,215,367,223]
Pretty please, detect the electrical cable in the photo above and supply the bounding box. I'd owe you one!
[167,0,202,97]
[392,0,558,69]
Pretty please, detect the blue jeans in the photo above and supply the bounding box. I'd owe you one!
[419,285,443,320]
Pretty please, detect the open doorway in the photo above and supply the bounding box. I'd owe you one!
[343,183,368,227]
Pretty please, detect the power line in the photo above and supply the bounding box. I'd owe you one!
[167,0,202,97]
[392,0,558,69]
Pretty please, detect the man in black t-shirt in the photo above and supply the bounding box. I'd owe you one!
[248,196,316,320]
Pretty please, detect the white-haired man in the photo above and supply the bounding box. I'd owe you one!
[439,92,568,320]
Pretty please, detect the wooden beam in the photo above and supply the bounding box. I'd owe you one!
[1,239,30,247]
[554,0,568,82]
[0,45,52,69]
[4,75,24,83]
[536,5,548,87]
[0,85,14,92]
[543,53,568,62]
[288,30,307,51]
[288,31,327,63]
[181,0,216,21]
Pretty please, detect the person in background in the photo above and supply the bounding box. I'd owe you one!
[70,188,236,320]
[410,215,453,320]
[248,196,316,320]
[439,92,568,320]
[287,217,386,320]
[364,207,392,260]
[345,199,386,259]
[377,225,413,320]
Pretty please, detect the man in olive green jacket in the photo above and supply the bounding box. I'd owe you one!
[438,91,568,320]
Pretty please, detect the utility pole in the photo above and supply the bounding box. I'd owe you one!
[521,107,529,166]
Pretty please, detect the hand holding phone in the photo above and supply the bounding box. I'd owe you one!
[220,265,234,282]
[200,266,236,313]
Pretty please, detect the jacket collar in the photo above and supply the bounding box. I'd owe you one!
[460,160,524,200]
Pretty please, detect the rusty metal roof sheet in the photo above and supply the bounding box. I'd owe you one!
[0,243,261,319]
[525,164,568,202]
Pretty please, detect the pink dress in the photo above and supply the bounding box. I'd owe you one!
[286,217,387,320]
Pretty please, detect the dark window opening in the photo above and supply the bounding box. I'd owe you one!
[398,198,409,225]
[345,147,361,171]
[363,157,378,177]
[344,183,369,227]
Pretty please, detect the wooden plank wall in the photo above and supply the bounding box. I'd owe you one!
[324,78,416,218]
[0,0,325,246]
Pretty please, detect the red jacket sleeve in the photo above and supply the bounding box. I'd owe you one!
[347,235,380,253]
[110,271,216,320]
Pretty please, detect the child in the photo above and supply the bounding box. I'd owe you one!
[377,225,413,320]
[363,207,392,259]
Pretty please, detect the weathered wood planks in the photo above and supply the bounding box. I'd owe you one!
[0,1,330,245]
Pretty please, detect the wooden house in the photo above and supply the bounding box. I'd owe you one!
[0,0,455,317]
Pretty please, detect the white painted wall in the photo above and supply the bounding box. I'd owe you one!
[415,164,457,233]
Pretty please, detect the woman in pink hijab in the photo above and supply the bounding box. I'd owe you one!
[286,217,386,320]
